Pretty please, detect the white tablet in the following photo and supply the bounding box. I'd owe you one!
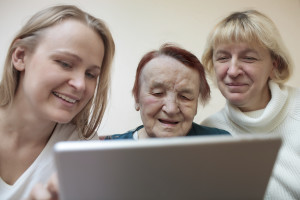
[54,134,281,200]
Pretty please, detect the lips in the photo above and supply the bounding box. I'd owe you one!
[226,82,247,86]
[53,92,78,104]
[225,82,248,92]
[159,119,179,125]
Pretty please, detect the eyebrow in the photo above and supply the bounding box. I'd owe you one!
[52,50,82,61]
[151,82,165,89]
[179,88,194,94]
[150,81,195,94]
[215,48,258,55]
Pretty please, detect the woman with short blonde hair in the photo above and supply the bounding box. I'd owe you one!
[201,10,300,199]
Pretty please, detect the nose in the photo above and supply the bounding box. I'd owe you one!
[162,95,180,115]
[68,72,86,92]
[227,59,242,78]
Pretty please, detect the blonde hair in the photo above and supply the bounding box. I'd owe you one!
[201,10,293,85]
[0,5,115,139]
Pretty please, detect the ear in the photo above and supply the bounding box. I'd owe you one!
[270,57,279,80]
[12,46,26,71]
[135,102,140,111]
[134,94,140,111]
[194,100,198,116]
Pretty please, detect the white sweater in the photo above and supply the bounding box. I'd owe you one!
[202,81,300,200]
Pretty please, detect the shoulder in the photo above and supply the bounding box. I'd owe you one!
[188,122,231,136]
[287,85,300,120]
[201,108,228,128]
[290,85,300,101]
[276,84,300,120]
[99,125,144,140]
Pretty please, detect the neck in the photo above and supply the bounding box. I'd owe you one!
[138,128,150,139]
[0,104,57,146]
[239,86,271,112]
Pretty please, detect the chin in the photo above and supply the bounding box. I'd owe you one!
[55,119,72,124]
[226,95,247,106]
[52,115,74,124]
[157,132,180,138]
[228,101,248,109]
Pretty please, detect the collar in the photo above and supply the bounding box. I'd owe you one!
[225,80,290,133]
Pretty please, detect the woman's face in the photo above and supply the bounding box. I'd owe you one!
[213,42,276,112]
[136,56,200,138]
[15,19,105,123]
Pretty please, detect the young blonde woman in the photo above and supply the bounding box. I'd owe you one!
[0,5,115,199]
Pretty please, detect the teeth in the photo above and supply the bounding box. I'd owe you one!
[159,119,178,124]
[53,92,77,103]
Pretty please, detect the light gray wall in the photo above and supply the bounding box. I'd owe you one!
[1,0,299,135]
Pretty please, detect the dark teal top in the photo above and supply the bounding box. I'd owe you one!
[102,122,230,140]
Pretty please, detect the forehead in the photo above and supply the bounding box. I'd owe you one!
[140,55,200,88]
[214,41,269,55]
[36,19,104,65]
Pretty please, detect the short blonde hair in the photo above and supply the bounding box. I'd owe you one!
[201,10,293,85]
[0,5,115,139]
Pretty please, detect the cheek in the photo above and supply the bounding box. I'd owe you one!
[140,97,162,115]
[144,97,159,105]
[181,102,198,119]
[86,82,98,99]
[140,94,161,106]
[214,64,227,80]
[23,69,53,94]
[262,68,274,81]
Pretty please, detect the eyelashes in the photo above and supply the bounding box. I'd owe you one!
[55,60,99,79]
[55,60,72,68]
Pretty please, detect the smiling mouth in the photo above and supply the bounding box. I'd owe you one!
[159,119,179,125]
[226,83,246,86]
[225,83,248,93]
[53,92,77,104]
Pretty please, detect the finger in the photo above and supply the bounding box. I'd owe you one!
[28,183,52,200]
[46,173,59,200]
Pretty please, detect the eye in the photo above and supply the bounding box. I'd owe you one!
[180,95,191,101]
[85,72,97,79]
[215,56,229,63]
[152,92,163,97]
[86,67,101,79]
[151,89,164,97]
[242,57,257,63]
[56,60,72,68]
